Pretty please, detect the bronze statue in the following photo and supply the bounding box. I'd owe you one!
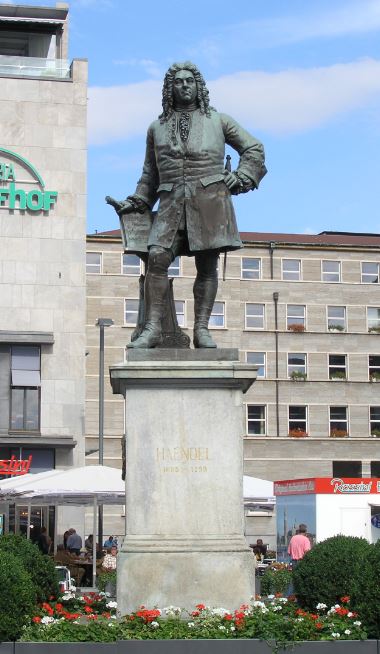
[106,62,266,349]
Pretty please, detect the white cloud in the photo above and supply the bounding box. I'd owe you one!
[88,58,380,145]
[112,58,162,79]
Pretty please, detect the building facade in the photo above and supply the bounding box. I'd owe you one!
[0,4,87,534]
[86,230,380,540]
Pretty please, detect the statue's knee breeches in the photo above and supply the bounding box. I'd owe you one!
[147,246,172,275]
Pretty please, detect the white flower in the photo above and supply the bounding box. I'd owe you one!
[230,625,236,632]
[297,617,304,622]
[252,601,266,609]
[278,597,288,603]
[106,601,118,609]
[151,621,160,629]
[187,622,195,628]
[41,616,55,625]
[344,630,351,635]
[267,594,275,599]
[354,621,362,627]
[272,605,282,612]
[316,603,327,610]
[211,608,230,617]
[261,607,269,614]
[163,605,181,616]
[218,625,226,631]
[108,623,115,627]
[331,632,340,639]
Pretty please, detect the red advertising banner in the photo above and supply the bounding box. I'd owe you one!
[274,477,380,496]
[0,455,32,476]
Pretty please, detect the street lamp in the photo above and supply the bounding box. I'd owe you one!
[95,317,114,548]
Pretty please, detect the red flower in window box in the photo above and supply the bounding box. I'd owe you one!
[288,428,308,438]
[330,428,348,438]
[288,323,305,332]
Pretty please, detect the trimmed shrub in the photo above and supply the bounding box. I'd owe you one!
[0,551,36,641]
[0,533,59,602]
[351,540,380,637]
[293,534,371,611]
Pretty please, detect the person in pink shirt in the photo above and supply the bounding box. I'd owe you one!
[288,523,311,565]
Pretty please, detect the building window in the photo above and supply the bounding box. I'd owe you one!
[371,461,380,477]
[124,299,139,326]
[168,256,181,277]
[247,405,266,435]
[288,406,308,435]
[370,407,380,437]
[175,300,185,327]
[10,346,41,432]
[361,262,379,283]
[246,352,266,378]
[322,260,341,282]
[288,353,307,379]
[329,406,348,437]
[282,259,301,281]
[367,307,380,333]
[369,355,380,382]
[327,306,346,332]
[241,257,261,280]
[286,305,305,331]
[333,461,361,478]
[209,301,225,328]
[122,254,141,276]
[328,354,347,380]
[245,303,265,329]
[86,252,102,274]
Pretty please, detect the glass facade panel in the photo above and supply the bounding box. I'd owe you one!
[282,259,301,280]
[247,405,266,435]
[322,260,340,282]
[242,258,261,279]
[327,306,346,331]
[246,303,265,329]
[361,262,379,283]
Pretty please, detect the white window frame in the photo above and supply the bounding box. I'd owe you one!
[246,404,266,436]
[370,406,380,437]
[241,257,261,280]
[321,260,341,283]
[245,303,265,330]
[86,252,102,274]
[124,298,139,326]
[246,351,266,378]
[367,307,380,332]
[287,353,307,378]
[328,354,347,380]
[286,304,306,330]
[361,262,379,284]
[288,405,308,435]
[175,300,186,328]
[369,355,380,381]
[209,301,225,328]
[327,305,346,332]
[168,256,181,277]
[281,258,301,281]
[122,253,142,276]
[329,406,349,437]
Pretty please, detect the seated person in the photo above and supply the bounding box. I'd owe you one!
[103,535,117,548]
[250,538,268,560]
[85,534,93,552]
[102,545,117,571]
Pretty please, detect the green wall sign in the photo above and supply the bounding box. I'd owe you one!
[0,148,58,212]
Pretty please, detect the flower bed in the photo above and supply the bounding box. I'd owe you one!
[20,595,367,643]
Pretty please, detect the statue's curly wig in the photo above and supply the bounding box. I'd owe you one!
[159,61,213,122]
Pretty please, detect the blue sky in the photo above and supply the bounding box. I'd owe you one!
[23,0,380,234]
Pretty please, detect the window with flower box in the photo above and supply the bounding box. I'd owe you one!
[329,406,348,437]
[287,353,307,380]
[246,352,266,378]
[369,355,380,382]
[288,405,308,436]
[327,306,346,332]
[361,262,379,284]
[370,407,380,438]
[328,354,347,380]
[247,405,266,435]
[286,305,305,331]
[241,257,261,280]
[367,307,380,333]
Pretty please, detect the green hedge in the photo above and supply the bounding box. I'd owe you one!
[293,535,371,611]
[0,551,36,641]
[0,533,59,602]
[351,540,380,637]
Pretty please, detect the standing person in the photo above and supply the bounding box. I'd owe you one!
[37,526,51,555]
[288,524,311,565]
[107,61,266,349]
[66,528,82,556]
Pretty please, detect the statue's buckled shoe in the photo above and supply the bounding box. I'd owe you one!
[127,325,162,349]
[193,328,217,349]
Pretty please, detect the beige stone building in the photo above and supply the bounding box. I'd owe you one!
[0,3,87,536]
[86,229,380,541]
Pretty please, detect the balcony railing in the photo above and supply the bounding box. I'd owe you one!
[0,55,70,79]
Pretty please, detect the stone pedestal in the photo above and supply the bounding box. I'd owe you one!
[109,349,257,614]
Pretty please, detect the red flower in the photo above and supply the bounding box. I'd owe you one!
[32,616,42,623]
[310,614,318,620]
[84,605,93,613]
[191,610,200,617]
[87,614,98,620]
[102,612,111,619]
[316,622,323,630]
[196,603,206,610]
[341,596,350,603]
[55,603,63,612]
[224,614,233,621]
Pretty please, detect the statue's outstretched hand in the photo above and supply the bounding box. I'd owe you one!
[105,196,134,215]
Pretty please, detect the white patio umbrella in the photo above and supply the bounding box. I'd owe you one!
[0,465,125,588]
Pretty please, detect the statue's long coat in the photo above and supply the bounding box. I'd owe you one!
[134,109,266,254]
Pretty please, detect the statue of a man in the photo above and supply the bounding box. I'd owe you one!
[117,61,266,349]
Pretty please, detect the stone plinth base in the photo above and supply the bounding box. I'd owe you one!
[109,349,257,614]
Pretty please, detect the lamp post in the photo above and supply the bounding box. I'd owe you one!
[96,317,114,549]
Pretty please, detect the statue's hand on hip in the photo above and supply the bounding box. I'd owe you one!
[223,171,241,192]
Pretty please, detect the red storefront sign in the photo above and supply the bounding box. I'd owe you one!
[0,455,32,476]
[274,477,380,496]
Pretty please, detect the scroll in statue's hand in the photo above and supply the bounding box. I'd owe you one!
[105,196,134,215]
